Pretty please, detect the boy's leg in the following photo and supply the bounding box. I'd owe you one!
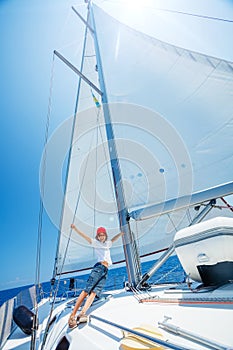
[80,291,96,315]
[68,290,88,328]
[77,291,96,323]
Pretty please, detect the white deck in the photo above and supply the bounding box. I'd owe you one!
[4,283,233,350]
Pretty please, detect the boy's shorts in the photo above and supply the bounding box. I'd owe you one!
[84,262,108,297]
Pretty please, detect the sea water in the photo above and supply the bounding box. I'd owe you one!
[0,256,185,306]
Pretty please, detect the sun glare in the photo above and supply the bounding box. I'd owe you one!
[124,0,142,10]
[119,0,149,26]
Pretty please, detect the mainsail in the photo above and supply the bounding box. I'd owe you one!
[42,5,233,278]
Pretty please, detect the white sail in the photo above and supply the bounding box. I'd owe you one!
[94,5,233,199]
[3,4,233,350]
[42,5,233,276]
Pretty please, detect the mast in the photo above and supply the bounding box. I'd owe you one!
[89,2,141,286]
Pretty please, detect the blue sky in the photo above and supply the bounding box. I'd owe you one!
[0,0,79,290]
[0,0,233,291]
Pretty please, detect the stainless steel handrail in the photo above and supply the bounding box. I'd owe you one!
[90,314,194,350]
[159,317,231,350]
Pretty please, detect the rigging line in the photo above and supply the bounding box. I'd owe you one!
[92,105,120,234]
[71,121,99,229]
[130,227,142,277]
[153,264,181,285]
[52,6,92,277]
[190,206,200,223]
[42,126,98,346]
[135,221,141,257]
[36,58,55,283]
[90,106,104,253]
[186,208,192,224]
[97,115,129,235]
[93,108,101,242]
[193,116,233,148]
[154,7,233,24]
[220,197,233,212]
[41,11,93,350]
[33,54,55,350]
[59,111,101,256]
[41,61,100,350]
[180,60,221,105]
[102,1,233,23]
[98,115,119,212]
[215,205,233,209]
[93,128,98,236]
[167,213,178,232]
[72,119,100,218]
[51,126,100,286]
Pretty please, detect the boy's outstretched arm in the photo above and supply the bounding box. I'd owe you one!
[71,224,92,244]
[111,231,124,243]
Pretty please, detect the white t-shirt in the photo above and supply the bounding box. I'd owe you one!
[91,238,113,266]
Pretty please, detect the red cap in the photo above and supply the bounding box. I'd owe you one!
[97,227,107,235]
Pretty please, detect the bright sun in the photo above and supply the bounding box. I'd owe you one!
[118,0,149,25]
[124,0,145,12]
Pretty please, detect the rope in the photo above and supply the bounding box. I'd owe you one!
[97,118,117,202]
[41,90,100,350]
[153,7,233,24]
[41,166,93,348]
[104,1,233,23]
[186,208,192,224]
[33,54,55,350]
[152,264,181,285]
[41,10,93,347]
[135,221,141,260]
[220,197,233,212]
[92,96,102,233]
[49,94,103,295]
[167,213,179,232]
[197,200,233,211]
